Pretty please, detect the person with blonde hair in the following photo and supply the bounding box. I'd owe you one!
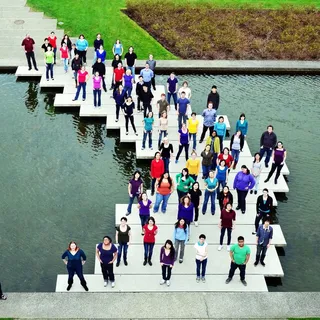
[186,150,200,181]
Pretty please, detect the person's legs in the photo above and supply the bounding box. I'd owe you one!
[174,240,180,261]
[177,190,186,201]
[123,243,129,263]
[255,244,263,264]
[210,191,216,214]
[101,263,108,281]
[274,163,284,182]
[151,177,157,195]
[143,242,149,261]
[202,190,210,213]
[201,259,207,278]
[191,133,197,150]
[260,245,268,263]
[218,136,223,152]
[227,228,232,245]
[175,144,184,161]
[125,115,129,132]
[107,263,115,282]
[167,92,172,105]
[266,162,276,181]
[63,58,68,71]
[228,261,238,279]
[179,241,185,260]
[173,92,178,110]
[148,243,155,261]
[97,89,101,106]
[148,131,152,148]
[163,157,169,173]
[49,63,53,79]
[46,64,50,80]
[161,194,171,213]
[178,113,183,130]
[254,175,260,191]
[74,71,78,85]
[74,264,85,282]
[167,265,172,280]
[239,264,246,281]
[199,125,208,142]
[82,82,87,100]
[151,75,156,90]
[82,50,87,64]
[30,51,37,69]
[142,131,147,148]
[220,227,226,245]
[211,153,218,170]
[265,148,272,166]
[202,165,209,179]
[137,96,141,111]
[161,264,167,280]
[196,259,201,278]
[129,115,136,133]
[153,192,163,213]
[74,84,81,100]
[209,126,214,136]
[127,195,135,214]
[26,52,32,69]
[259,147,266,162]
[116,104,121,120]
[194,206,199,222]
[93,89,97,107]
[117,243,123,263]
[239,190,248,212]
[184,143,189,160]
[101,77,107,92]
[254,212,263,232]
[237,190,244,211]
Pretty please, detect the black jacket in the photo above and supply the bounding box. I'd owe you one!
[112,58,122,69]
[218,191,233,209]
[71,58,82,72]
[136,82,144,97]
[92,62,106,76]
[94,39,104,51]
[260,131,277,149]
[141,90,154,104]
[61,38,72,51]
[256,195,273,214]
[230,134,244,151]
[207,91,220,109]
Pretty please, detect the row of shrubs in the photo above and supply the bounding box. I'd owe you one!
[125,0,320,60]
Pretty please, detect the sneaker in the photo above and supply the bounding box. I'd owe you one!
[218,245,223,251]
[254,261,258,266]
[236,206,240,210]
[148,260,152,266]
[126,132,129,135]
[250,190,253,194]
[47,79,49,81]
[225,277,232,284]
[265,164,269,168]
[35,68,39,71]
[261,261,266,267]
[211,212,215,215]
[264,179,269,183]
[274,179,278,185]
[202,212,206,215]
[141,147,145,150]
[241,279,247,286]
[115,119,119,122]
[116,262,120,267]
[166,280,171,286]
[254,190,257,195]
[51,78,54,80]
[126,212,131,216]
[179,259,183,263]
[242,210,245,214]
[111,282,115,288]
[199,140,203,143]
[227,245,231,252]
[195,221,198,227]
[124,261,128,266]
[0,294,7,300]
[150,147,153,150]
[82,99,85,101]
[104,281,108,287]
[162,211,166,214]
[143,260,147,266]
[28,68,32,71]
[175,160,178,164]
[196,277,200,283]
[135,133,138,136]
[252,231,256,235]
[202,277,206,283]
[160,279,166,285]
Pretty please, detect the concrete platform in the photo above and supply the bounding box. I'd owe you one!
[93,244,283,277]
[0,18,57,29]
[15,65,44,76]
[0,11,43,18]
[4,29,64,38]
[79,104,112,118]
[56,274,268,292]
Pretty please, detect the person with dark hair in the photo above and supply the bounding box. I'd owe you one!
[199,102,217,143]
[207,85,220,110]
[173,218,189,263]
[71,53,82,86]
[175,123,190,163]
[214,116,226,152]
[264,141,287,184]
[61,34,72,56]
[142,111,154,150]
[194,234,208,283]
[226,236,250,286]
[92,57,107,92]
[167,72,178,110]
[159,137,174,173]
[112,39,123,58]
[122,96,138,136]
[230,130,244,170]
[259,125,277,168]
[92,71,102,107]
[188,112,199,151]
[201,144,213,179]
[186,150,200,181]
[251,153,262,194]
[124,46,137,77]
[176,168,195,200]
[154,172,174,213]
[96,236,118,288]
[143,217,158,266]
[110,54,122,90]
[233,165,255,214]
[146,54,157,90]
[206,130,220,171]
[0,283,7,300]
[113,62,125,91]
[177,91,190,130]
[218,202,236,251]
[202,170,218,215]
[72,66,89,101]
[113,84,126,122]
[157,94,170,118]
[217,147,234,172]
[150,151,164,196]
[22,34,38,71]
[115,217,132,267]
[62,241,88,292]
[93,33,104,63]
[218,186,233,211]
[60,42,69,73]
[236,113,248,137]
[126,170,143,216]
[177,195,194,229]
[140,63,154,89]
[253,188,273,234]
[48,31,57,64]
[255,219,273,267]
[160,240,175,286]
[75,34,88,64]
[141,86,154,118]
[158,111,168,148]
[215,159,228,197]
[189,182,202,227]
[44,46,54,81]
[41,37,52,53]
[136,75,144,112]
[138,193,152,234]
[95,44,106,64]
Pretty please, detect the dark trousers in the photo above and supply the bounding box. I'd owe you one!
[137,96,142,110]
[211,153,218,171]
[125,115,136,133]
[162,265,172,280]
[237,189,248,212]
[259,147,273,166]
[163,157,170,173]
[217,135,224,153]
[117,242,128,263]
[194,206,199,222]
[78,50,87,64]
[74,82,86,100]
[200,125,214,142]
[139,214,149,227]
[151,75,156,89]
[266,162,284,181]
[46,63,53,80]
[144,242,155,261]
[115,104,121,120]
[220,227,232,245]
[0,282,3,296]
[228,261,246,280]
[93,89,101,106]
[176,143,189,161]
[53,47,57,63]
[167,92,177,109]
[190,174,197,182]
[177,189,188,200]
[178,113,188,130]
[102,77,107,92]
[255,244,268,263]
[142,130,152,148]
[143,103,152,118]
[67,265,85,282]
[254,210,269,232]
[101,263,115,282]
[196,258,207,278]
[25,51,37,69]
[151,177,157,194]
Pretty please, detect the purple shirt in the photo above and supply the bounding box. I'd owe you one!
[274,148,286,164]
[233,172,255,191]
[177,97,190,114]
[178,129,189,144]
[123,74,133,88]
[160,246,175,266]
[97,243,117,264]
[130,179,143,194]
[139,200,151,216]
[93,76,102,89]
[177,203,194,222]
[167,77,178,93]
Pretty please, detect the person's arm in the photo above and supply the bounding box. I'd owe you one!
[77,72,80,86]
[282,150,287,164]
[133,56,136,67]
[216,93,220,109]
[125,56,127,67]
[85,40,88,51]
[260,133,264,148]
[236,120,239,133]
[112,45,115,56]
[110,248,117,264]
[232,214,236,229]
[115,230,119,244]
[160,247,164,265]
[223,123,227,139]
[233,173,238,190]
[229,249,235,262]
[230,135,234,150]
[96,247,102,263]
[128,230,132,245]
[248,174,255,189]
[121,46,123,56]
[244,253,250,264]
[59,48,62,60]
[174,81,178,93]
[256,196,260,214]
[128,182,132,197]
[269,197,273,213]
[240,136,244,151]
[140,183,144,194]
[225,167,229,183]
[268,228,273,248]
[80,250,87,265]
[244,121,248,136]
[62,251,68,265]
[271,150,275,163]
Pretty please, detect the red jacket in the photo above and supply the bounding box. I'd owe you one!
[150,159,164,178]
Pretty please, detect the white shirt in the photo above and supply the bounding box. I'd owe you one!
[194,241,208,260]
[178,87,191,100]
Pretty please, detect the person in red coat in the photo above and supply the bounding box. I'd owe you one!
[151,152,164,196]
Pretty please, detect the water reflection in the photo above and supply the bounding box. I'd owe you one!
[24,82,39,112]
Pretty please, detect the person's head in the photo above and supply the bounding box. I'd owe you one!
[153,152,161,160]
[241,165,249,174]
[180,91,186,98]
[205,144,211,152]
[182,81,188,88]
[145,63,150,69]
[26,33,30,39]
[64,34,69,39]
[103,236,112,245]
[226,202,232,211]
[164,239,175,258]
[50,31,55,36]
[237,236,245,247]
[191,150,197,159]
[253,152,261,163]
[159,171,172,188]
[211,130,217,137]
[219,159,226,167]
[126,69,132,75]
[176,218,186,228]
[140,192,148,201]
[97,58,102,64]
[116,39,121,44]
[161,93,166,100]
[115,54,120,61]
[138,75,143,82]
[128,46,134,52]
[143,86,148,92]
[193,181,200,191]
[126,96,133,103]
[75,53,79,59]
[96,33,101,39]
[149,54,153,60]
[44,37,48,43]
[147,111,153,118]
[236,130,242,137]
[263,218,270,227]
[207,102,213,109]
[198,234,206,244]
[68,241,78,251]
[181,123,187,131]
[161,111,167,118]
[62,42,67,48]
[262,188,269,196]
[223,185,230,194]
[239,113,246,121]
[218,116,224,123]
[208,170,215,178]
[267,125,274,133]
[132,170,141,180]
[170,72,175,78]
[79,34,85,39]
[211,85,217,93]
[181,195,191,206]
[47,46,52,51]
[181,168,189,177]
[277,141,283,149]
[95,71,100,77]
[117,62,122,68]
[120,216,127,226]
[80,66,85,71]
[191,112,196,119]
[223,147,230,155]
[163,136,169,144]
[118,84,123,92]
[147,216,155,225]
[99,44,104,50]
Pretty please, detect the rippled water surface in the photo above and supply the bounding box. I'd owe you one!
[0,73,319,292]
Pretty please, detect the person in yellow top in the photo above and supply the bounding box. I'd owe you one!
[188,112,199,151]
[205,130,220,171]
[186,151,201,181]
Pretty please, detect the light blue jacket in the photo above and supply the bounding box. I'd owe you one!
[173,225,189,244]
[214,122,227,138]
[236,119,248,136]
[76,39,88,51]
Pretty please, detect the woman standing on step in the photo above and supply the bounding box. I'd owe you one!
[175,123,190,163]
[195,234,208,283]
[73,66,89,102]
[92,71,102,108]
[44,46,54,81]
[173,218,189,263]
[113,85,126,122]
[202,170,219,215]
[201,144,214,179]
[251,153,262,195]
[177,195,194,230]
[230,130,244,170]
[215,159,229,197]
[160,240,175,286]
[142,111,154,150]
[143,217,158,266]
[217,147,234,173]
[189,182,202,227]
[186,150,200,181]
[218,202,236,252]
[159,137,173,173]
[127,170,143,216]
[264,141,287,185]
[138,193,152,234]
[76,34,89,65]
[158,111,168,149]
[59,42,69,73]
[235,113,248,138]
[122,96,138,136]
[175,168,195,200]
[115,217,132,267]
[253,188,273,234]
[62,241,88,292]
[96,236,118,288]
[112,39,123,58]
[61,34,72,59]
[110,54,122,90]
[48,31,57,64]
[123,69,134,97]
[150,152,165,196]
[214,116,227,153]
[218,186,233,211]
[153,172,174,214]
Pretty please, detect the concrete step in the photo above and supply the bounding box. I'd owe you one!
[0,0,26,7]
[5,29,64,38]
[0,11,43,18]
[0,6,29,11]
[56,274,268,292]
[0,18,57,29]
[93,244,283,277]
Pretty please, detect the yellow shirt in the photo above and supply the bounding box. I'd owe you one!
[188,118,199,134]
[186,158,200,175]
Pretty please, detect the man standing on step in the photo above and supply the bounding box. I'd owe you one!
[259,125,277,168]
[140,63,154,90]
[207,85,220,110]
[254,218,273,267]
[124,46,137,78]
[146,54,157,90]
[22,34,38,71]
[225,236,250,286]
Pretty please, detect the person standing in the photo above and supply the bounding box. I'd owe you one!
[112,39,123,58]
[22,34,38,71]
[215,159,228,197]
[96,236,118,288]
[61,34,72,57]
[218,203,236,251]
[59,42,69,73]
[126,170,143,216]
[115,217,132,267]
[167,72,178,110]
[160,240,175,286]
[48,31,57,64]
[177,195,194,228]
[146,54,157,90]
[207,85,220,110]
[195,234,208,283]
[113,85,126,122]
[214,116,227,152]
[173,218,189,263]
[202,170,218,215]
[143,217,158,266]
[217,147,234,172]
[250,153,262,194]
[72,66,89,101]
[255,219,273,266]
[41,38,52,53]
[93,33,104,63]
[76,34,88,65]
[177,91,190,130]
[92,71,102,108]
[123,69,134,97]
[92,57,107,92]
[150,152,165,196]
[159,137,174,173]
[142,111,154,150]
[122,96,137,135]
[113,62,125,90]
[175,123,190,163]
[189,182,202,227]
[218,186,233,211]
[71,53,82,86]
[138,193,152,234]
[178,81,192,100]
[259,125,277,168]
[110,54,122,90]
[44,46,54,81]
[188,112,199,151]
[205,130,220,171]
[0,282,7,300]
[236,113,248,138]
[95,45,106,64]
[158,111,168,148]
[153,172,174,214]
[141,86,154,118]
[61,241,88,291]
[230,130,244,170]
[233,165,255,214]
[140,63,154,89]
[199,102,217,143]
[186,151,200,181]
[157,94,170,118]
[175,168,195,200]
[225,236,250,286]
[201,145,213,179]
[264,141,287,184]
[253,188,273,234]
[135,75,144,112]
[124,46,137,77]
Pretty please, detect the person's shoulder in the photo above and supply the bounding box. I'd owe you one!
[97,243,102,249]
[230,244,236,251]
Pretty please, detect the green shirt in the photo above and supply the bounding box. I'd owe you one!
[231,244,250,265]
[45,51,54,64]
[175,174,195,192]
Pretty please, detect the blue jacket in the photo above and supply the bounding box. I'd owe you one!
[173,225,189,244]
[202,109,217,127]
[236,120,248,136]
[113,89,126,105]
[256,225,273,246]
[214,122,227,138]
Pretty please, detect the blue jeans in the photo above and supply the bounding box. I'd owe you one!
[93,89,101,107]
[167,92,177,109]
[127,66,135,77]
[231,149,240,162]
[163,157,170,173]
[74,82,86,100]
[216,179,226,198]
[178,113,187,130]
[62,58,68,72]
[196,258,207,278]
[144,242,155,260]
[127,192,140,213]
[46,63,53,80]
[53,47,57,63]
[189,133,197,150]
[211,153,218,171]
[142,130,152,148]
[139,214,149,227]
[177,189,188,201]
[259,147,273,166]
[123,86,132,97]
[117,242,128,263]
[202,189,216,214]
[202,165,211,179]
[158,130,167,147]
[153,193,171,213]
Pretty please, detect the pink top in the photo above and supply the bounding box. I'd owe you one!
[60,47,69,59]
[93,76,102,89]
[78,70,88,83]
